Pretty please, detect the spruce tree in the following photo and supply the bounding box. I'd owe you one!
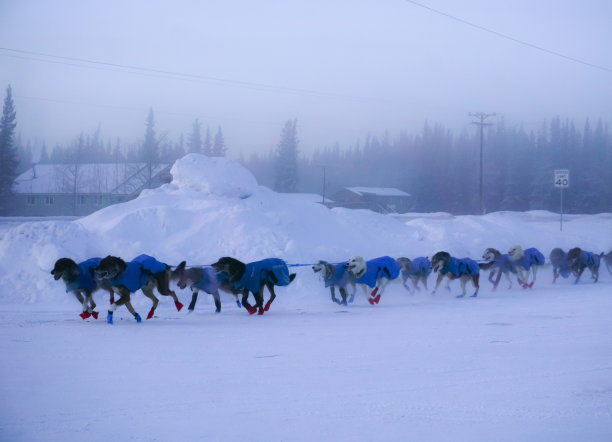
[0,85,18,214]
[274,119,299,193]
[141,108,158,188]
[212,126,226,157]
[187,118,202,153]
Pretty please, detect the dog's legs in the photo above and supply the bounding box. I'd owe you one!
[574,266,585,284]
[141,286,160,319]
[155,271,183,312]
[107,289,141,324]
[212,290,222,313]
[471,275,480,297]
[528,266,537,288]
[242,290,257,315]
[503,271,513,289]
[188,288,199,312]
[338,287,348,305]
[264,282,276,312]
[76,290,92,320]
[457,277,467,298]
[330,286,340,304]
[431,273,444,295]
[348,283,356,303]
[80,291,99,320]
[72,290,85,305]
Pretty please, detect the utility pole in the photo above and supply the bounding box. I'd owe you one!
[469,112,496,215]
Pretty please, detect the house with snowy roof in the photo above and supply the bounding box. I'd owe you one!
[12,163,171,216]
[327,186,411,213]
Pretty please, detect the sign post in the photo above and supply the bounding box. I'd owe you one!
[554,169,569,231]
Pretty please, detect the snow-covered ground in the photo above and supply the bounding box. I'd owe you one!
[1,154,611,441]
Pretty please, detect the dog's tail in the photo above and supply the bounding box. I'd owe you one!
[479,261,495,270]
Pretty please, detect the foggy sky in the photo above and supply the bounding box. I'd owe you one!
[1,0,611,158]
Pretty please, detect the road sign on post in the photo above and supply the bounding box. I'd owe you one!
[554,169,569,188]
[554,169,569,231]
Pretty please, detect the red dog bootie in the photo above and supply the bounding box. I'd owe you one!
[79,311,91,320]
[372,294,381,304]
[175,301,184,312]
[91,311,99,320]
[258,307,265,315]
[246,305,258,315]
[146,308,155,319]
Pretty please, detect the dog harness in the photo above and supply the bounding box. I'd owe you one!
[518,248,546,270]
[109,260,150,292]
[191,266,223,294]
[65,257,102,292]
[405,257,432,276]
[132,254,167,274]
[324,262,351,288]
[441,257,479,277]
[354,256,400,288]
[236,258,291,294]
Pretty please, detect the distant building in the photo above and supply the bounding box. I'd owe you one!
[12,163,171,216]
[327,187,411,213]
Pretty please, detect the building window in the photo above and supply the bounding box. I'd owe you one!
[94,195,104,205]
[76,195,86,205]
[26,195,36,205]
[45,196,54,205]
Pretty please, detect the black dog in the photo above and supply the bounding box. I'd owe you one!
[566,248,603,283]
[212,257,296,315]
[51,257,115,319]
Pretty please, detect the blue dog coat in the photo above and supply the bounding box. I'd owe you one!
[489,254,515,273]
[65,257,102,292]
[441,257,479,277]
[110,260,149,292]
[132,254,167,274]
[578,251,600,268]
[191,266,222,294]
[355,256,400,288]
[236,258,291,294]
[406,257,432,277]
[518,248,545,270]
[556,252,571,278]
[324,262,351,288]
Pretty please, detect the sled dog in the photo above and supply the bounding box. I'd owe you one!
[479,248,516,290]
[396,257,431,293]
[431,251,480,297]
[566,247,603,283]
[344,256,400,305]
[212,257,296,315]
[51,257,115,320]
[95,254,183,324]
[171,261,240,313]
[312,260,356,305]
[549,248,571,283]
[508,246,545,288]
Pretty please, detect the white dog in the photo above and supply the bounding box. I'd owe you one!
[345,256,400,305]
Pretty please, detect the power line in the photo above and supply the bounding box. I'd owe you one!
[404,0,612,73]
[0,46,397,105]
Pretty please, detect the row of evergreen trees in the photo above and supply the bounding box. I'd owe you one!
[244,117,612,214]
[1,82,610,215]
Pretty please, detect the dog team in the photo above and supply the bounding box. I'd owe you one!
[52,246,610,324]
